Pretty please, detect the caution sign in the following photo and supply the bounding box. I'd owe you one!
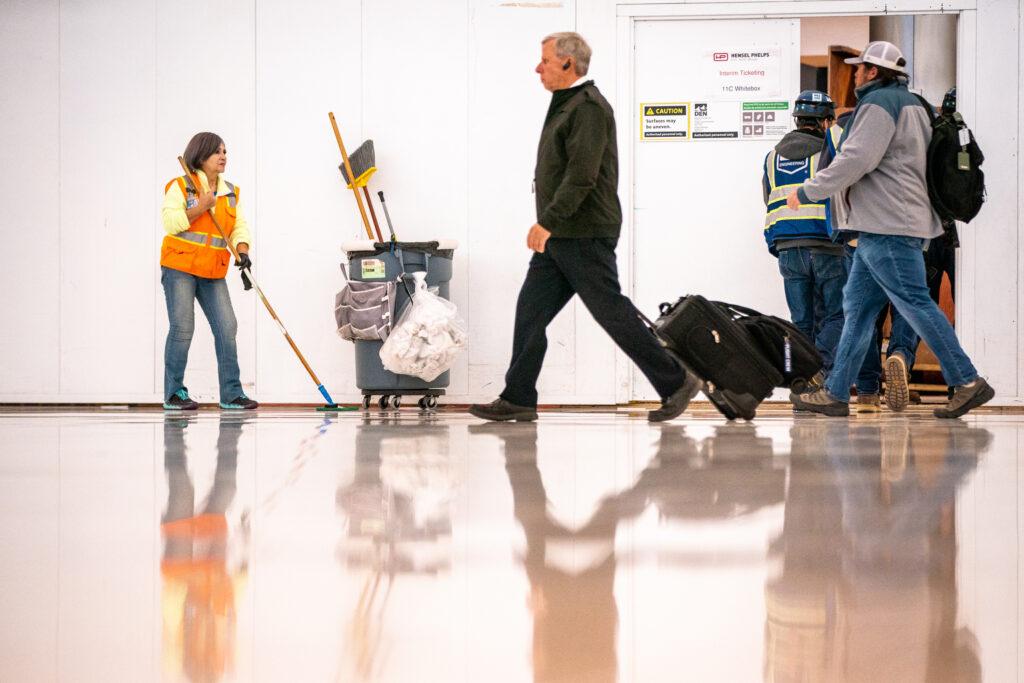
[640,102,690,140]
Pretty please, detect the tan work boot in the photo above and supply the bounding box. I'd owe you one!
[884,353,910,412]
[855,393,882,413]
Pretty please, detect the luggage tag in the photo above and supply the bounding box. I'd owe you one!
[957,151,971,171]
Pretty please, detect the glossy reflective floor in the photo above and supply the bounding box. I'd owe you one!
[0,406,1021,682]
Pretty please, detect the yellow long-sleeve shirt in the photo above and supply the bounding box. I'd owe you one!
[161,170,252,249]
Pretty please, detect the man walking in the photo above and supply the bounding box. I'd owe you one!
[788,41,993,418]
[470,32,700,422]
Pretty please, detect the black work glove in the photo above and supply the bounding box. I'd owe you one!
[235,253,253,290]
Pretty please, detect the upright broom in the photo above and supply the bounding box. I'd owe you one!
[328,112,377,241]
[175,157,352,412]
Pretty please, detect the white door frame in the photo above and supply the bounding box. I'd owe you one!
[613,1,978,403]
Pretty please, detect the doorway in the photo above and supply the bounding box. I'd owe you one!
[626,13,960,402]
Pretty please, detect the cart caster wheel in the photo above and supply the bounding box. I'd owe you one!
[425,396,438,410]
[391,395,402,410]
[378,395,390,410]
[417,397,427,410]
[361,395,372,411]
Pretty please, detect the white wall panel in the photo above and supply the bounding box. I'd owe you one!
[0,1,60,396]
[153,0,258,404]
[354,0,472,402]
[59,0,157,397]
[466,1,584,402]
[253,0,362,402]
[966,1,1019,400]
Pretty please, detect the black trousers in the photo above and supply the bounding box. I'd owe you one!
[500,237,686,407]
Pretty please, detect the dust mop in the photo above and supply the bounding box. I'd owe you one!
[176,157,355,413]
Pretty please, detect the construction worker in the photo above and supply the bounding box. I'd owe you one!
[762,90,845,380]
[160,132,257,410]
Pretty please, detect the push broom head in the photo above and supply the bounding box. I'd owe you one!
[339,139,377,188]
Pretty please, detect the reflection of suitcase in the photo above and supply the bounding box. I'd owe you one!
[652,295,783,420]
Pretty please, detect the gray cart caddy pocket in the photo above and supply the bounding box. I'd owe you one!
[334,264,398,341]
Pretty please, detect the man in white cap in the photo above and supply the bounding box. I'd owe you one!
[786,41,993,418]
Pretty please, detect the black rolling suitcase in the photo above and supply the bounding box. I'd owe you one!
[648,295,783,420]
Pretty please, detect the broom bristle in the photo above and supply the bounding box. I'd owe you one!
[339,139,376,184]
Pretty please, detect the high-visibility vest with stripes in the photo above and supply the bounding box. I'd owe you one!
[762,149,830,255]
[160,176,238,279]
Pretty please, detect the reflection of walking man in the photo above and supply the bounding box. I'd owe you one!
[470,32,700,424]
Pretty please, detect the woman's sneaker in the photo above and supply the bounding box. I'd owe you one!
[933,378,994,418]
[163,388,199,411]
[220,395,259,410]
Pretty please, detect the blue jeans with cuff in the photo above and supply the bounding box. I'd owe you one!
[825,233,978,402]
[162,266,243,403]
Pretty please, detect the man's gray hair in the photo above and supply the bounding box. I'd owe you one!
[542,32,592,76]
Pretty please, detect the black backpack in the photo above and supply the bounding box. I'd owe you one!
[915,93,985,223]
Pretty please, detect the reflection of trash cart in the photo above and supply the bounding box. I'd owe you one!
[339,240,457,411]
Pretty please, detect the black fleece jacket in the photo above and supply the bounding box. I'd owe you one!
[534,81,622,238]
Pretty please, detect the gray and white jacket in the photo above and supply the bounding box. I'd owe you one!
[797,78,941,239]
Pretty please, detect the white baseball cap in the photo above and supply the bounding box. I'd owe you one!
[844,41,908,74]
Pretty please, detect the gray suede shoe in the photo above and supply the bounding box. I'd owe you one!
[791,388,850,417]
[933,378,994,418]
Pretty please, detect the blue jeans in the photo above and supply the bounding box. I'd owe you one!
[162,267,242,402]
[777,247,845,373]
[826,234,978,401]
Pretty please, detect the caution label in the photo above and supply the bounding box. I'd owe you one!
[640,102,691,140]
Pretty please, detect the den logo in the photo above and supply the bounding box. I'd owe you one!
[694,103,708,117]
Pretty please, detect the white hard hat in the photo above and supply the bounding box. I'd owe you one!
[844,41,908,74]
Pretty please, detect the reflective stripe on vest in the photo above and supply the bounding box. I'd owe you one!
[168,231,229,249]
[763,149,830,253]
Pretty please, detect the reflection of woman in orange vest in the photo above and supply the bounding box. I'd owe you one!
[160,132,257,410]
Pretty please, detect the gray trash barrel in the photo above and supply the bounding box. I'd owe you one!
[342,240,457,397]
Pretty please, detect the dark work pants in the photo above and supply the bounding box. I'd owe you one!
[500,237,686,407]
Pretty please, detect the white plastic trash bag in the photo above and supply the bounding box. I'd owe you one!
[379,272,467,381]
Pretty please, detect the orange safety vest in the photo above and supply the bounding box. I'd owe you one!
[160,176,239,279]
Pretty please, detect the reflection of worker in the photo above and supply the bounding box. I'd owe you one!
[764,420,989,681]
[161,414,248,683]
[469,31,700,424]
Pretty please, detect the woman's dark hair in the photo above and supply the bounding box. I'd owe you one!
[183,132,224,172]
